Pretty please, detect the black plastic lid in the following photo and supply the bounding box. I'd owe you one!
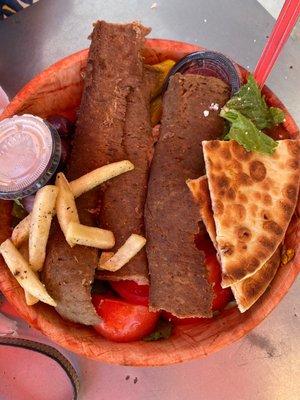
[162,51,241,96]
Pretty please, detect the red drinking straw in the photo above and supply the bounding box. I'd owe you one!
[254,0,300,87]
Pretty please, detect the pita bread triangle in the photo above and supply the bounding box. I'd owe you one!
[202,139,300,287]
[230,248,281,312]
[187,176,217,248]
[187,176,282,312]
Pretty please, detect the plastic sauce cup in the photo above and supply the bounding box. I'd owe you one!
[0,114,61,200]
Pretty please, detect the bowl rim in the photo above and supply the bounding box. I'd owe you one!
[0,38,299,366]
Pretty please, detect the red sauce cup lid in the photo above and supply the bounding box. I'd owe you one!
[0,114,61,200]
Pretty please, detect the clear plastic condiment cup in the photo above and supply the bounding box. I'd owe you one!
[0,114,61,200]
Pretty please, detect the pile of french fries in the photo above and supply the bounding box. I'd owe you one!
[0,160,147,307]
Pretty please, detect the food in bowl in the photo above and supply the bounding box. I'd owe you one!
[0,21,299,349]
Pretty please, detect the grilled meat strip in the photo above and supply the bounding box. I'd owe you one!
[145,73,230,318]
[43,21,154,324]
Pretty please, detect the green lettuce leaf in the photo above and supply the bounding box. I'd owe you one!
[225,75,284,130]
[221,108,278,155]
[143,319,173,341]
[269,106,285,126]
[12,200,27,220]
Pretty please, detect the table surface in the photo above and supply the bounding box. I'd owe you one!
[0,1,299,400]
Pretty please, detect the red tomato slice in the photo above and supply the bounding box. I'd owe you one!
[196,234,232,311]
[92,295,159,342]
[205,252,233,312]
[108,236,232,328]
[110,280,149,306]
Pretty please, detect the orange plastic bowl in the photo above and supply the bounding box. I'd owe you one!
[0,40,299,366]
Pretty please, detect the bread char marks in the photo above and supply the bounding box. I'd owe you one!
[187,177,282,312]
[203,139,300,287]
[231,247,282,312]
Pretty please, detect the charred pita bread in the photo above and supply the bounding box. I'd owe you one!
[231,248,281,312]
[187,176,217,249]
[188,176,282,312]
[202,139,300,287]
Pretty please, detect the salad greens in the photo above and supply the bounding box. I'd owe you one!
[221,108,278,155]
[225,75,284,130]
[143,319,173,341]
[12,200,27,220]
[14,198,24,209]
[221,74,284,155]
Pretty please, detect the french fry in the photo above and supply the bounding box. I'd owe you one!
[11,214,31,248]
[29,185,58,271]
[18,242,39,305]
[55,173,79,247]
[11,161,134,247]
[98,234,146,272]
[66,222,115,249]
[98,251,114,267]
[69,160,134,198]
[18,241,29,260]
[0,239,56,306]
[25,291,39,306]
